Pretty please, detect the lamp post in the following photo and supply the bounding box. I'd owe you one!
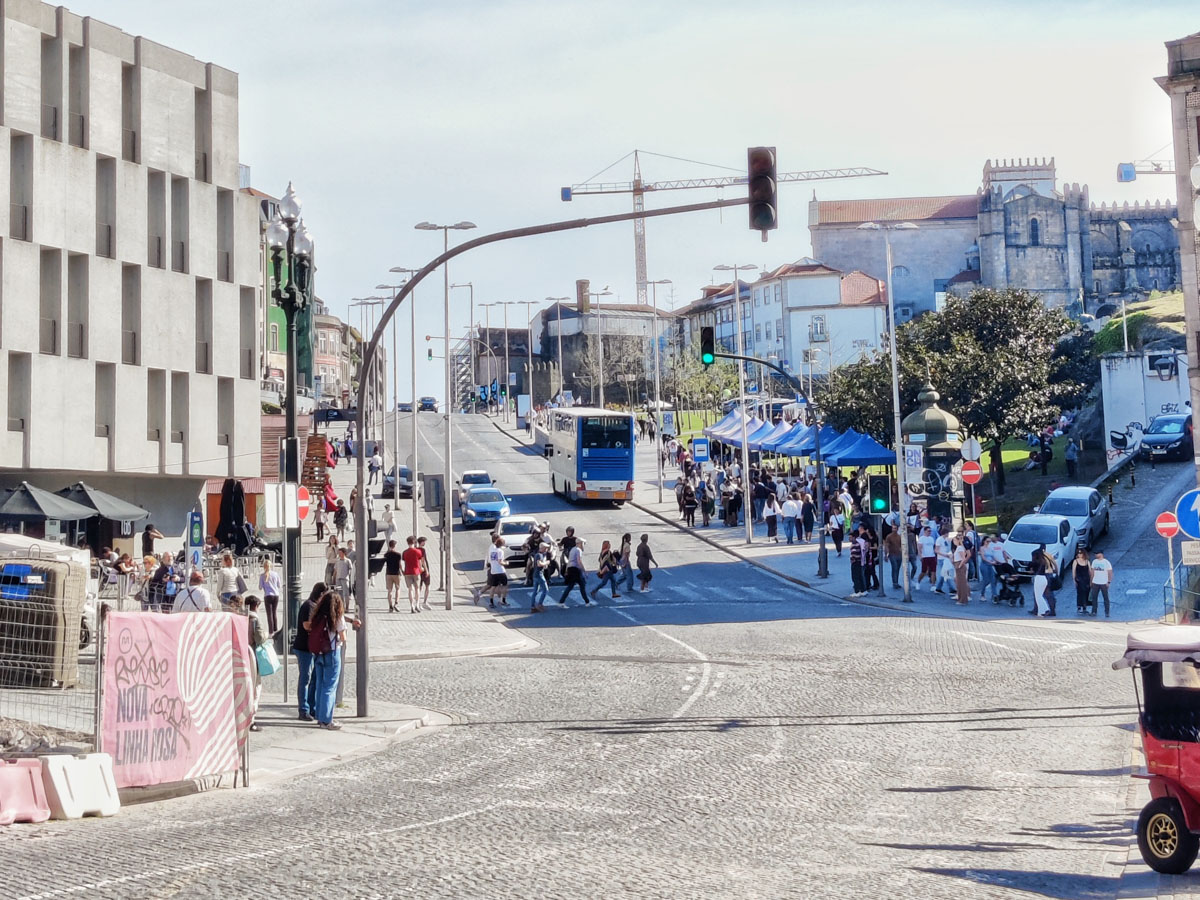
[415,220,476,609]
[450,282,474,393]
[546,296,569,399]
[265,182,314,667]
[375,280,411,530]
[350,297,386,453]
[389,266,422,536]
[649,278,672,503]
[857,220,918,602]
[714,263,759,544]
[506,301,537,415]
[591,286,613,407]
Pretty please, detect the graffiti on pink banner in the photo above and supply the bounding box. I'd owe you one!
[100,611,253,789]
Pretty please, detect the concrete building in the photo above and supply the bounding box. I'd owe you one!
[0,1,260,540]
[1157,31,1200,472]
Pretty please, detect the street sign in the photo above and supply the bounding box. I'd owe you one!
[296,485,311,521]
[692,437,710,463]
[961,460,983,485]
[1175,490,1200,540]
[1156,511,1181,538]
[1182,541,1200,566]
[961,438,982,462]
[188,511,204,568]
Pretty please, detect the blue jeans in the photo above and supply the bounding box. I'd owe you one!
[934,561,953,592]
[314,649,341,725]
[597,570,621,597]
[620,564,634,592]
[978,562,996,599]
[294,649,318,717]
[888,556,901,587]
[531,573,549,608]
[783,517,796,544]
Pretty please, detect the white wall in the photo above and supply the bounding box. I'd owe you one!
[1100,350,1191,466]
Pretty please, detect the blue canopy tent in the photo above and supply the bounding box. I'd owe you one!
[759,421,807,453]
[778,423,840,457]
[709,413,753,441]
[810,428,862,462]
[825,433,896,468]
[703,410,740,438]
[719,418,766,449]
[743,419,778,450]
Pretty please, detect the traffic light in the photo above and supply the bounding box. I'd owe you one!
[747,146,778,234]
[867,474,891,515]
[427,348,433,362]
[499,383,507,399]
[700,326,715,367]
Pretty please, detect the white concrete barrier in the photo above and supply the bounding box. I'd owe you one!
[39,753,120,819]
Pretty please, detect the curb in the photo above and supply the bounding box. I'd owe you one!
[355,636,538,663]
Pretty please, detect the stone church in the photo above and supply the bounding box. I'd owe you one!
[809,157,1180,319]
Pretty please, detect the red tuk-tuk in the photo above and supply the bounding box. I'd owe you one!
[1115,625,1200,873]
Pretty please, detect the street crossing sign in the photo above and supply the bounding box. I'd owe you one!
[692,438,710,463]
[1175,490,1200,540]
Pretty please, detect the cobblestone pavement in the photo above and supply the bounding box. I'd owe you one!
[0,416,1174,898]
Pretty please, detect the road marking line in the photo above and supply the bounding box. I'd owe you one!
[960,630,1125,648]
[611,607,711,720]
[1125,589,1147,595]
[960,633,1033,655]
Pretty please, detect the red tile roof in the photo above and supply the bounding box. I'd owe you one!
[814,194,979,225]
[839,271,887,306]
[947,268,980,286]
[759,261,842,280]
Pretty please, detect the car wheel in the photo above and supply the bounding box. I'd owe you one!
[1138,798,1200,874]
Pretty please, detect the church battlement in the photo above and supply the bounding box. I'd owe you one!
[1090,199,1178,221]
[983,156,1057,196]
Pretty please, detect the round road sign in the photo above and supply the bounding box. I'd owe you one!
[960,438,983,462]
[1156,511,1180,539]
[296,485,311,521]
[961,460,983,485]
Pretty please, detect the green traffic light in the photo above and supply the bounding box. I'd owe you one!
[701,351,715,365]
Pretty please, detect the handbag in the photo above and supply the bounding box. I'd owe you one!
[255,641,281,676]
[1047,569,1063,592]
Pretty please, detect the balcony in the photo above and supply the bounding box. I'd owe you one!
[172,240,187,273]
[66,321,85,359]
[96,222,114,259]
[7,417,24,433]
[41,105,58,140]
[196,340,211,374]
[68,112,84,148]
[39,317,58,355]
[121,330,138,365]
[10,204,29,241]
[148,235,164,269]
[122,128,137,163]
[94,423,110,438]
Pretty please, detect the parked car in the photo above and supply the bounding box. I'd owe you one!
[492,515,541,569]
[461,486,510,528]
[456,470,493,506]
[1139,413,1194,461]
[1002,514,1080,579]
[1038,486,1109,549]
[419,396,439,412]
[381,465,420,499]
[397,401,413,413]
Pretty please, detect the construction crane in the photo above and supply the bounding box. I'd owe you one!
[562,150,887,304]
[1116,159,1175,182]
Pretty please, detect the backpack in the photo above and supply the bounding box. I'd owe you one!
[307,615,333,654]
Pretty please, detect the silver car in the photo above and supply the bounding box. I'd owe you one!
[1038,486,1109,549]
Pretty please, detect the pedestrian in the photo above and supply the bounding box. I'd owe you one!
[305,590,350,730]
[800,493,816,543]
[349,487,359,531]
[384,539,404,612]
[293,582,325,722]
[333,500,348,541]
[216,553,245,609]
[314,501,327,542]
[530,541,551,612]
[258,557,282,634]
[763,493,780,542]
[479,534,510,608]
[1065,438,1079,480]
[675,479,686,520]
[978,536,997,601]
[382,504,395,545]
[698,478,713,527]
[1088,550,1113,617]
[828,503,845,556]
[557,526,579,579]
[964,520,979,581]
[782,492,799,545]
[402,536,424,613]
[917,525,937,590]
[618,532,635,594]
[1031,544,1056,617]
[141,523,164,558]
[682,482,698,527]
[952,535,970,605]
[368,449,383,485]
[244,595,268,732]
[884,525,902,588]
[849,525,867,596]
[146,551,180,612]
[595,540,622,599]
[416,536,432,609]
[333,547,353,602]
[636,533,658,592]
[172,570,213,613]
[559,539,591,606]
[933,530,954,595]
[324,535,339,584]
[1070,548,1092,615]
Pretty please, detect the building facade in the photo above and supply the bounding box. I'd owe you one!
[0,1,261,535]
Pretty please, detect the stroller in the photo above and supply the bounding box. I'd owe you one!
[992,562,1024,607]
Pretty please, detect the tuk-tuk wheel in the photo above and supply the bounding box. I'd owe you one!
[1137,798,1199,874]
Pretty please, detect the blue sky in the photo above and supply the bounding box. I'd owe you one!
[69,1,1199,398]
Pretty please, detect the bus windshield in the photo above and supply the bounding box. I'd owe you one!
[581,417,631,450]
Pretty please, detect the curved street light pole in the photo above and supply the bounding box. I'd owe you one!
[715,264,759,544]
[649,279,672,504]
[389,266,422,536]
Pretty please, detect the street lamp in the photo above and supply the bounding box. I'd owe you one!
[265,181,315,658]
[415,220,476,609]
[714,263,759,544]
[350,297,386,452]
[857,220,918,602]
[591,286,613,407]
[376,280,412,533]
[648,278,672,503]
[389,266,422,536]
[483,301,513,422]
[545,296,570,399]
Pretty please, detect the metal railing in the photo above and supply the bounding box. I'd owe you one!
[39,317,58,355]
[68,111,84,148]
[10,204,29,241]
[96,222,114,258]
[122,128,137,163]
[172,239,187,273]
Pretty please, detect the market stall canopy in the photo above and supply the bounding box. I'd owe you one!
[719,418,766,449]
[762,422,809,453]
[711,414,755,442]
[0,482,98,522]
[1113,625,1200,669]
[778,424,840,457]
[825,434,896,468]
[56,482,149,522]
[703,410,741,439]
[750,420,794,451]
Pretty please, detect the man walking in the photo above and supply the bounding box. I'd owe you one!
[559,539,590,606]
[782,492,799,545]
[401,536,424,613]
[384,539,403,612]
[368,449,382,485]
[917,525,937,590]
[1088,550,1114,617]
[849,524,867,597]
[479,534,509,609]
[933,529,954,595]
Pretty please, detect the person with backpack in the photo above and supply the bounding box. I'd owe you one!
[595,540,622,600]
[559,539,591,606]
[305,590,359,730]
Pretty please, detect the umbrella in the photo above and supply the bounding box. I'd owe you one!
[56,482,149,522]
[0,482,98,522]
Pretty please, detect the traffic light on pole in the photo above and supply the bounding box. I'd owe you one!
[700,326,715,367]
[867,474,891,515]
[427,348,433,361]
[747,146,778,236]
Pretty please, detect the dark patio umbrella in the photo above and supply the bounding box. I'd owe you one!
[55,482,149,522]
[0,482,98,522]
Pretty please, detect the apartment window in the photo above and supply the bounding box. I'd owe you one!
[810,315,828,342]
[194,88,212,183]
[195,279,213,374]
[146,368,165,440]
[217,190,234,282]
[765,323,772,341]
[774,284,781,304]
[171,177,189,273]
[147,171,166,268]
[934,279,950,293]
[776,318,783,337]
[40,36,61,140]
[67,45,86,148]
[170,371,188,444]
[7,352,30,432]
[1030,218,1040,246]
[121,64,139,163]
[39,249,60,355]
[96,157,116,258]
[95,362,115,438]
[121,264,140,365]
[755,324,762,343]
[269,323,279,352]
[67,254,87,358]
[217,377,233,446]
[239,287,255,379]
[10,134,32,241]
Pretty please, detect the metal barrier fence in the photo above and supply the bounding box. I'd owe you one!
[1163,563,1200,624]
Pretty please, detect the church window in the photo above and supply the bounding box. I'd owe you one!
[1030,218,1040,246]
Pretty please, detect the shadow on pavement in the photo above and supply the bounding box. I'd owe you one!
[912,867,1115,898]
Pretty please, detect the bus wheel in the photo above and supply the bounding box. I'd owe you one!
[550,475,559,496]
[612,501,625,508]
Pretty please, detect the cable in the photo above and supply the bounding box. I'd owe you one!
[579,150,636,185]
[640,149,742,173]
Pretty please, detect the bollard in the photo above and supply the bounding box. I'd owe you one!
[1108,483,1115,506]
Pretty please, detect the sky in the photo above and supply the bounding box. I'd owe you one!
[67,0,1199,400]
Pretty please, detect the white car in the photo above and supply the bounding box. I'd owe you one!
[1038,486,1109,549]
[491,515,541,569]
[1002,514,1080,579]
[456,470,493,506]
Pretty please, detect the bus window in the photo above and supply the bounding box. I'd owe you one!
[581,416,631,449]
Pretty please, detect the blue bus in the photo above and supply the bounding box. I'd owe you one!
[544,408,636,504]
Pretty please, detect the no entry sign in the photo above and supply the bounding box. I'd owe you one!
[296,485,311,521]
[960,460,983,485]
[1156,511,1180,539]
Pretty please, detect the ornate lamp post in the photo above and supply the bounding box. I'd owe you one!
[265,182,315,644]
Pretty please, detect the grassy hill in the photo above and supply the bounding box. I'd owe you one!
[1093,290,1186,355]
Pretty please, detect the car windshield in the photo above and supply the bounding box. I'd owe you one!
[1040,497,1087,517]
[500,522,534,535]
[462,473,490,485]
[581,416,632,450]
[469,490,504,504]
[1148,418,1186,435]
[1008,523,1059,545]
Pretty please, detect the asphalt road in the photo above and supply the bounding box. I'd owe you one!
[0,414,1148,899]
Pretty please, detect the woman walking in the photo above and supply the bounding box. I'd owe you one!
[258,557,282,635]
[1031,544,1056,617]
[636,533,658,592]
[324,535,340,584]
[828,502,845,556]
[682,482,698,528]
[1071,548,1092,615]
[764,494,780,542]
[595,540,622,599]
[800,493,816,543]
[314,501,327,542]
[216,553,244,609]
[618,533,635,594]
[952,535,970,605]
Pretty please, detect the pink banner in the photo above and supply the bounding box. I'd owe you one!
[101,611,254,789]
